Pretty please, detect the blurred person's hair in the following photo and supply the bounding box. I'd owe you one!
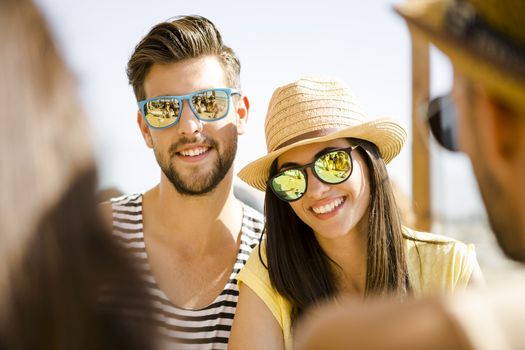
[97,187,124,203]
[127,15,241,101]
[0,0,154,348]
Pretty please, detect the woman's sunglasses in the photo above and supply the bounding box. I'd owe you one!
[138,88,241,129]
[427,94,459,152]
[269,146,359,202]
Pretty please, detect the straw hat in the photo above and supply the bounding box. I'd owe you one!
[238,76,407,191]
[396,0,525,111]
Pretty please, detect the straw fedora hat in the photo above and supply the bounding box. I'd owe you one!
[238,76,407,192]
[396,0,525,111]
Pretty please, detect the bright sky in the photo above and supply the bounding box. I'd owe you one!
[35,0,485,219]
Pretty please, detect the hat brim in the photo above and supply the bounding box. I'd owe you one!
[395,0,525,111]
[238,118,406,191]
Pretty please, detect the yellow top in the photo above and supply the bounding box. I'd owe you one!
[237,227,479,350]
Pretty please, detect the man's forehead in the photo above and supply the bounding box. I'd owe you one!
[143,56,229,98]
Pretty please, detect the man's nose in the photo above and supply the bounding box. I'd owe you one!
[176,100,203,136]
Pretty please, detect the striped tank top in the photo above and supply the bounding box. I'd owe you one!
[110,193,264,349]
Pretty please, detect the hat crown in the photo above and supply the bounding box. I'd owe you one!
[264,76,369,153]
[238,76,406,191]
[468,0,525,47]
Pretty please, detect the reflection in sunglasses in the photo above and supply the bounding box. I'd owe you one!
[195,91,228,119]
[145,99,181,128]
[138,88,240,129]
[270,148,356,201]
[272,172,306,201]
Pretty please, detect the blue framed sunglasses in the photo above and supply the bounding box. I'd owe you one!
[269,146,359,202]
[138,87,241,129]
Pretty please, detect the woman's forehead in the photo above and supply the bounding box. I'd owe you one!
[277,138,352,166]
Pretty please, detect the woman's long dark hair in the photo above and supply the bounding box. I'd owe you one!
[262,138,411,324]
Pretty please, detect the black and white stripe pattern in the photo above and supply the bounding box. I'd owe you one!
[111,193,263,349]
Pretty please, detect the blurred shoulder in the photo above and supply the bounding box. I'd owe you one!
[98,201,113,231]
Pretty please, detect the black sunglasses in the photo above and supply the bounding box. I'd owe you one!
[426,94,460,152]
[268,146,359,202]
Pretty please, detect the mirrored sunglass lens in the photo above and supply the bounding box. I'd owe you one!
[271,169,306,201]
[314,150,352,184]
[145,98,180,128]
[191,90,229,120]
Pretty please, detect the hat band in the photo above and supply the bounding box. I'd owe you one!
[446,1,525,78]
[274,127,342,151]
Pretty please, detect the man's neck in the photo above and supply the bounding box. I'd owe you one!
[139,171,245,309]
[142,171,243,254]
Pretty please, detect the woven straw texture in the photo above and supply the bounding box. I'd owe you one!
[238,76,406,191]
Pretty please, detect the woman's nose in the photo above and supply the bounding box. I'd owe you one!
[304,168,330,200]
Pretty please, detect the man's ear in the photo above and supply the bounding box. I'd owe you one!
[235,95,250,135]
[137,111,154,149]
[482,88,524,161]
[476,86,525,185]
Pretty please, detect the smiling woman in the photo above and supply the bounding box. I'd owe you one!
[228,76,482,350]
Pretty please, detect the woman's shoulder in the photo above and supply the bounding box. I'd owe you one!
[237,240,293,334]
[403,226,475,257]
[403,226,476,264]
[403,226,462,245]
[403,226,478,294]
[239,241,270,283]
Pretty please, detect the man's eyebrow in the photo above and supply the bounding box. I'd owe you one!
[277,147,341,171]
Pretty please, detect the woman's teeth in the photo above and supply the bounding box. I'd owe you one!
[312,197,344,214]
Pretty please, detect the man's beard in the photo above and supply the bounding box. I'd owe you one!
[154,126,237,196]
[473,158,525,261]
